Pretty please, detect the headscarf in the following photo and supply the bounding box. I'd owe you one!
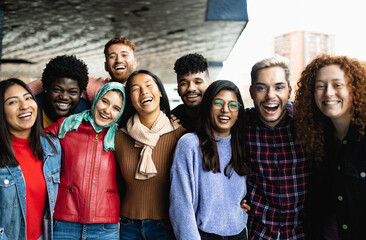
[58,82,125,151]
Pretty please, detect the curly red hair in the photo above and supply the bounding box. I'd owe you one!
[295,54,366,162]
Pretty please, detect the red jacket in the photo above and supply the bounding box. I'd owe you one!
[45,118,120,223]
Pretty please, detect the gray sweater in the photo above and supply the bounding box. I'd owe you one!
[169,133,247,240]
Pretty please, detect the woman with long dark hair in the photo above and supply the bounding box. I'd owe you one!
[115,70,185,239]
[170,80,249,240]
[0,78,61,240]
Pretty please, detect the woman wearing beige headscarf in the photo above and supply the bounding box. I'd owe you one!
[114,70,185,240]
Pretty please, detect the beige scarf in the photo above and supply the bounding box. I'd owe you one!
[124,111,179,180]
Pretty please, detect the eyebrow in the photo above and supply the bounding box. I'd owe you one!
[214,98,238,102]
[114,104,122,110]
[52,85,79,90]
[178,77,205,83]
[101,96,110,102]
[254,82,286,86]
[130,79,153,88]
[5,92,32,103]
[316,78,342,82]
[108,50,130,56]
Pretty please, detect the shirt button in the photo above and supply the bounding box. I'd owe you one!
[342,224,348,230]
[49,177,52,182]
[342,140,348,144]
[4,179,9,185]
[338,195,343,201]
[360,172,366,178]
[337,166,341,171]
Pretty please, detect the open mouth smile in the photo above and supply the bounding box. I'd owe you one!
[18,112,32,119]
[263,103,280,113]
[56,102,71,111]
[323,100,340,105]
[99,112,110,120]
[115,66,126,71]
[218,115,230,123]
[140,97,153,105]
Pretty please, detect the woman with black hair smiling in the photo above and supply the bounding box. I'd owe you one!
[114,70,185,239]
[0,78,61,240]
[170,80,249,240]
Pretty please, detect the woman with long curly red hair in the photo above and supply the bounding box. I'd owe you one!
[295,54,366,240]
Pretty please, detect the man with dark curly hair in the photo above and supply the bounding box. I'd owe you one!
[36,55,89,127]
[171,53,210,132]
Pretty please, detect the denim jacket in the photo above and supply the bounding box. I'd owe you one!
[0,134,61,240]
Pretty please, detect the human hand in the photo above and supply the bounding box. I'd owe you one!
[241,199,251,215]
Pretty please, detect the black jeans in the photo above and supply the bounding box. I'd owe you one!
[199,227,248,240]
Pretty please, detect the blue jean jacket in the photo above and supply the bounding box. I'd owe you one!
[0,135,61,240]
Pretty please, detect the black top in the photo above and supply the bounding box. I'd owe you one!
[311,123,366,240]
[171,104,198,133]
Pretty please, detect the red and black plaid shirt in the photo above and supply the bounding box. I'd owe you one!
[244,103,311,240]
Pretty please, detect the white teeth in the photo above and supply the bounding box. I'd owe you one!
[56,102,70,111]
[219,116,230,120]
[18,113,31,118]
[115,66,126,70]
[141,98,153,104]
[100,113,109,119]
[187,94,198,98]
[324,101,338,105]
[264,104,279,107]
[57,103,68,106]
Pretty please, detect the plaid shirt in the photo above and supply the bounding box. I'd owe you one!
[244,103,311,240]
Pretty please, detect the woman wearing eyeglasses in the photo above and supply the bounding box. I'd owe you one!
[170,80,249,240]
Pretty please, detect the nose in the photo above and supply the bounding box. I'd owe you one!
[325,85,334,96]
[266,87,276,99]
[19,100,29,110]
[187,82,197,92]
[221,103,230,113]
[104,105,112,114]
[140,86,148,95]
[116,54,123,63]
[59,91,69,100]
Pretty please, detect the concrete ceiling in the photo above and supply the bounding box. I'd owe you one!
[0,0,247,83]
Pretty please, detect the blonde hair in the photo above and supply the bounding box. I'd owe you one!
[251,55,291,86]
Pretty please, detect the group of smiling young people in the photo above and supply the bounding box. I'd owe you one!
[0,36,365,240]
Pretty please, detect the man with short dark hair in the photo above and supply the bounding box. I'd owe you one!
[103,37,137,84]
[171,53,210,132]
[244,55,311,240]
[29,37,137,103]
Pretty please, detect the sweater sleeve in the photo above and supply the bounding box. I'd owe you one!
[28,78,43,95]
[169,133,200,240]
[85,77,109,103]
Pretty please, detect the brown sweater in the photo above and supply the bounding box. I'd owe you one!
[114,126,185,220]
